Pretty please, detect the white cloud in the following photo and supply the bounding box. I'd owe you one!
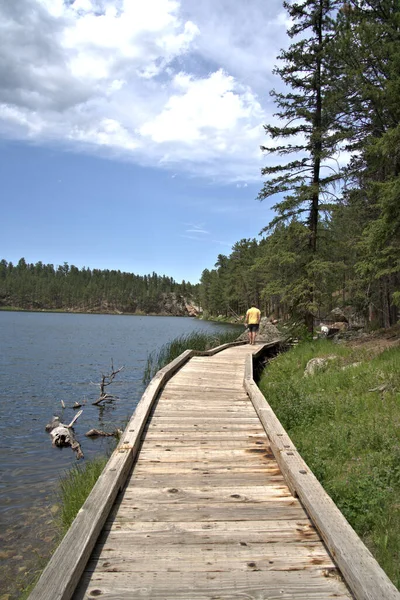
[0,0,291,181]
[140,69,263,144]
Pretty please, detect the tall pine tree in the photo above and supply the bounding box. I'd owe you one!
[258,0,344,328]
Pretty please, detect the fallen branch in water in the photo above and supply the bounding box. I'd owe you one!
[85,428,122,438]
[45,410,84,459]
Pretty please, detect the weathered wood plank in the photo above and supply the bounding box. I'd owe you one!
[73,569,351,600]
[131,464,282,475]
[152,403,254,419]
[101,519,319,542]
[85,540,334,572]
[146,418,264,433]
[109,501,306,523]
[119,484,292,503]
[136,448,276,461]
[125,473,286,488]
[139,429,269,446]
[139,440,270,450]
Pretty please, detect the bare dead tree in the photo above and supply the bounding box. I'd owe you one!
[92,360,124,405]
[45,410,84,459]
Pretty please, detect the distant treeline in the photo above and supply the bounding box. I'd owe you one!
[0,258,199,315]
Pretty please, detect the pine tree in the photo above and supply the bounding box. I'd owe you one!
[336,0,400,325]
[258,0,344,328]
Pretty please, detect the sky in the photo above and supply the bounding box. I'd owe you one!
[1,0,292,283]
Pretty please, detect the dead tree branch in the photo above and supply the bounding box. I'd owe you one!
[45,410,84,459]
[85,428,122,438]
[92,360,124,405]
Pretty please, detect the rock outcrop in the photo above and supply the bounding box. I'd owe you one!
[236,317,282,343]
[304,355,337,377]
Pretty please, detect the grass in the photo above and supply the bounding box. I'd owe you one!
[57,455,110,534]
[143,329,240,384]
[258,338,400,589]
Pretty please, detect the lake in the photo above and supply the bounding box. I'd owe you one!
[0,311,240,597]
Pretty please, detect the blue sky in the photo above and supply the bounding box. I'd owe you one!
[1,0,291,283]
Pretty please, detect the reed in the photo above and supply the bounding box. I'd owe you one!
[143,329,240,384]
[57,455,109,534]
[259,339,400,588]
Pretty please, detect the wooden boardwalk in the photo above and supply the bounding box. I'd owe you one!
[72,344,352,600]
[30,341,400,600]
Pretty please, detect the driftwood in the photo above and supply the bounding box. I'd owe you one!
[45,410,84,459]
[92,360,124,405]
[85,428,122,438]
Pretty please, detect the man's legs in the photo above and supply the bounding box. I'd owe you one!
[247,328,252,344]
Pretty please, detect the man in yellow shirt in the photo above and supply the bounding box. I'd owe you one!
[244,305,261,345]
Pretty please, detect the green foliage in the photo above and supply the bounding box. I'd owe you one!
[198,1,400,331]
[257,0,345,326]
[259,340,400,587]
[57,455,109,534]
[143,329,240,384]
[0,259,200,314]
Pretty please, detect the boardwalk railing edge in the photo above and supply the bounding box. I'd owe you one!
[244,353,400,600]
[28,339,248,600]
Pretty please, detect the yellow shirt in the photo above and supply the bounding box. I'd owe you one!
[246,307,261,324]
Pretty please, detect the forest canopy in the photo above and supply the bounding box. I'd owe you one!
[0,258,199,315]
[200,0,400,329]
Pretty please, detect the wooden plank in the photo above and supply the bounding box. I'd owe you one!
[125,473,286,488]
[85,542,335,573]
[74,568,352,600]
[131,464,282,475]
[119,485,292,503]
[141,431,267,441]
[135,448,276,462]
[139,440,270,449]
[149,410,257,419]
[163,384,247,392]
[147,417,261,423]
[244,355,400,600]
[109,501,306,523]
[101,518,320,542]
[156,400,251,406]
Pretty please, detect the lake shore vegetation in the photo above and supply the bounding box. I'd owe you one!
[143,329,240,384]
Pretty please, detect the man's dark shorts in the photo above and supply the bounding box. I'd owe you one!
[248,324,259,333]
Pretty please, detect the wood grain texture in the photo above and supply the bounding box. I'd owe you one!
[73,569,351,600]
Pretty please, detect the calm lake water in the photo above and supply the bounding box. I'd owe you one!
[0,311,239,597]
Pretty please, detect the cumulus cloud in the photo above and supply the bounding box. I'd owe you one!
[0,0,290,181]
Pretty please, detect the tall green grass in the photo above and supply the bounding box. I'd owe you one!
[259,339,400,588]
[57,455,109,534]
[143,329,240,384]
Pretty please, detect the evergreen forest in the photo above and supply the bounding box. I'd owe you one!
[200,0,400,329]
[0,258,198,315]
